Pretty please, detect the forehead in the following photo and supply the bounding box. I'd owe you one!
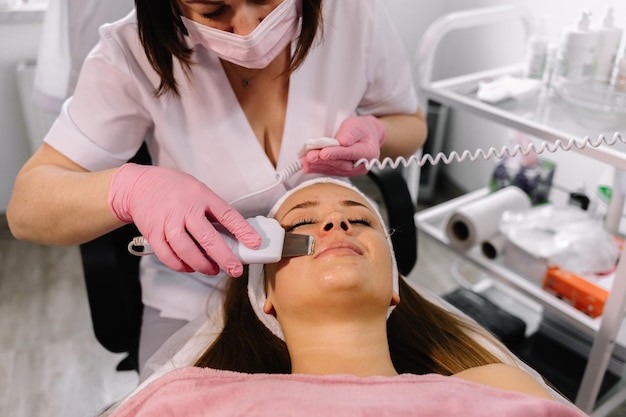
[274,183,376,218]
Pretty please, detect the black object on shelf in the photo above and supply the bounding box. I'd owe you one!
[568,191,590,211]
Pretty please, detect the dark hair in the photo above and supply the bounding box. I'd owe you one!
[134,0,324,97]
[194,270,503,374]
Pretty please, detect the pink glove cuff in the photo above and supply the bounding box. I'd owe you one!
[365,115,386,147]
[108,163,146,224]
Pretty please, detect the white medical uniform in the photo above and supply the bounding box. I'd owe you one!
[44,0,419,322]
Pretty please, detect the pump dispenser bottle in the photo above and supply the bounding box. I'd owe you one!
[594,7,623,84]
[557,10,599,85]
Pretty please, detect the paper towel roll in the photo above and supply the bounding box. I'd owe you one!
[481,234,508,259]
[445,187,531,251]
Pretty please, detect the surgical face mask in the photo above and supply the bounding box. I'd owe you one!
[181,0,301,69]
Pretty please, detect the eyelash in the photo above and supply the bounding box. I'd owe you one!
[285,217,372,232]
[202,7,225,19]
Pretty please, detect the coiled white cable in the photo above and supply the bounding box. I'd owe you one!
[129,132,624,255]
[232,132,625,206]
[128,236,152,256]
[355,132,625,170]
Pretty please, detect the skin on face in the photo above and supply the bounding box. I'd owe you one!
[263,183,398,324]
[175,0,285,34]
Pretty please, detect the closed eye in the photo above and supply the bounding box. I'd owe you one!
[285,219,314,232]
[350,218,372,227]
[286,218,372,232]
[202,6,226,19]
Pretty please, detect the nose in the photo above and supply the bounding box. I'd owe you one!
[230,8,265,35]
[321,213,351,233]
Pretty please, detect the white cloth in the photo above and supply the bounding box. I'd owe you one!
[44,0,418,321]
[34,0,133,112]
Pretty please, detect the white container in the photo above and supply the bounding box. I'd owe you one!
[616,54,626,93]
[523,37,550,79]
[557,10,599,85]
[522,17,551,80]
[594,7,623,83]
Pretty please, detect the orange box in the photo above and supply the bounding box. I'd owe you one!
[543,267,609,318]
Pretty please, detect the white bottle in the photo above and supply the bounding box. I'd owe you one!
[594,7,623,84]
[557,10,599,85]
[522,17,551,80]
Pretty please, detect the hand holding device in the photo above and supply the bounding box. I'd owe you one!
[130,216,315,263]
[108,163,261,277]
[301,115,386,177]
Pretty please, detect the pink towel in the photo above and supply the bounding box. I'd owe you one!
[110,367,587,417]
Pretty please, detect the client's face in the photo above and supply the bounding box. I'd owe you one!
[263,183,396,325]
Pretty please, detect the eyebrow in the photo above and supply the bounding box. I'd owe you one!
[280,199,371,220]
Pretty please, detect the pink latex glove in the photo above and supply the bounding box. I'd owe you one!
[301,115,386,177]
[108,163,261,277]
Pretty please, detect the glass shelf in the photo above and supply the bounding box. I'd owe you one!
[422,65,626,171]
[0,1,46,23]
[415,188,602,336]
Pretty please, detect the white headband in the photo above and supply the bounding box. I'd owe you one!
[247,177,400,340]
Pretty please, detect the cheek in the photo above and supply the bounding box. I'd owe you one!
[265,258,306,308]
[369,237,394,289]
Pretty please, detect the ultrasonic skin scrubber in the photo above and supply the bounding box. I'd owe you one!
[128,216,315,264]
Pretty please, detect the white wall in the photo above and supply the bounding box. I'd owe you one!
[0,16,43,213]
[383,0,450,59]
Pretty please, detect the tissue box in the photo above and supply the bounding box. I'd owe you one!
[503,238,549,283]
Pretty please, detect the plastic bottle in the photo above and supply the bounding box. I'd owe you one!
[522,17,551,80]
[557,10,599,85]
[594,7,623,84]
[541,42,559,92]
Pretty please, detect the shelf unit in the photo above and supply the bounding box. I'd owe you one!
[414,5,626,416]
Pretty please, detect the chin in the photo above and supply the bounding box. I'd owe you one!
[315,267,388,298]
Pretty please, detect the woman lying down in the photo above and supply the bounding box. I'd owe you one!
[104,178,587,417]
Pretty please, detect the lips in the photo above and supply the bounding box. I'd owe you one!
[313,240,363,258]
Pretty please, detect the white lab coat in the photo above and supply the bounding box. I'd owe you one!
[33,0,133,113]
[44,0,418,321]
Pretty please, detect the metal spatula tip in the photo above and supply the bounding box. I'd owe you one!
[282,233,315,258]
